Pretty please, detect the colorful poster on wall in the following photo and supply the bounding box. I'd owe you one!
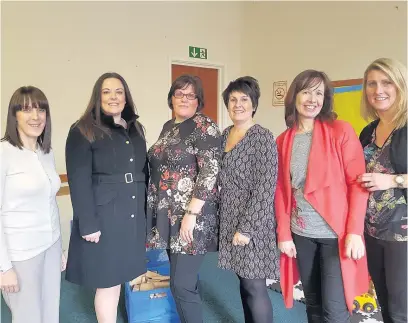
[333,83,368,136]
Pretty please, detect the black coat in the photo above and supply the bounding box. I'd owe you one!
[65,111,148,288]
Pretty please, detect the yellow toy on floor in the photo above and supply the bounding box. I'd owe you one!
[352,280,378,313]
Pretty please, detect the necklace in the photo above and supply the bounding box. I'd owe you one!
[297,126,313,134]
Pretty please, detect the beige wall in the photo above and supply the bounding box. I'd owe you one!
[2,1,406,250]
[1,1,243,171]
[1,1,244,250]
[242,1,407,136]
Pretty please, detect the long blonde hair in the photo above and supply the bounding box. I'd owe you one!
[361,58,407,129]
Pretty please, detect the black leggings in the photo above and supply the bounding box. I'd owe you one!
[238,276,273,323]
[365,234,407,323]
[292,233,350,323]
[166,250,205,323]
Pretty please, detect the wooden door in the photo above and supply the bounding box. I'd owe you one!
[171,64,218,124]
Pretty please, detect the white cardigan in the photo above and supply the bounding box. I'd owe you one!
[0,141,61,272]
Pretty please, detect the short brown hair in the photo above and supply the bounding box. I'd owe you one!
[168,75,204,111]
[222,76,260,116]
[284,70,336,128]
[2,86,52,153]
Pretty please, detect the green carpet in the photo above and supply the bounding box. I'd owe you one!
[1,252,307,322]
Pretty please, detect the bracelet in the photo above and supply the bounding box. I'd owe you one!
[186,210,200,216]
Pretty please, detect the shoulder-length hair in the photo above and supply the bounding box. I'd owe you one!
[222,76,261,116]
[361,58,407,129]
[2,86,52,153]
[77,72,144,142]
[167,75,205,111]
[284,70,336,128]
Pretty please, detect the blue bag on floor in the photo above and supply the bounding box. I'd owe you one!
[146,249,169,268]
[125,262,179,323]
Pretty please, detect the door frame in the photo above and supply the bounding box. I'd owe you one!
[169,58,226,130]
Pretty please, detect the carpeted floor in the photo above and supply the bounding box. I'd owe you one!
[267,280,384,323]
[1,252,308,322]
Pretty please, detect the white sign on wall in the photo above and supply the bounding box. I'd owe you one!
[272,81,287,107]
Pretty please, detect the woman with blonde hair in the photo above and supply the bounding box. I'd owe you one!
[358,58,407,323]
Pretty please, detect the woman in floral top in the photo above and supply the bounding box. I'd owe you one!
[147,75,221,323]
[359,58,407,323]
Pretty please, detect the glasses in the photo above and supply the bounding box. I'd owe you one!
[173,90,197,100]
[19,105,46,114]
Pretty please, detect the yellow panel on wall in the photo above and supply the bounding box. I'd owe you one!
[333,85,368,136]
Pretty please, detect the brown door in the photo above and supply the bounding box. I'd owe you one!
[171,64,219,124]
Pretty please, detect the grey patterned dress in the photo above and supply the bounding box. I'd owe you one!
[218,124,280,279]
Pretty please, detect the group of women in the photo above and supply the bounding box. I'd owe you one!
[0,57,406,323]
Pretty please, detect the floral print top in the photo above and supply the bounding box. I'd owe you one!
[364,130,407,241]
[146,113,221,254]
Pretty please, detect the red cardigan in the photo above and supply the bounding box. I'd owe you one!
[275,119,369,312]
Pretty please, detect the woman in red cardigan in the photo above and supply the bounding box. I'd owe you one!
[275,69,369,323]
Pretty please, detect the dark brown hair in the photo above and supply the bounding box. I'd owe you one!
[2,86,52,153]
[284,70,336,128]
[222,76,260,116]
[76,72,144,142]
[167,75,204,111]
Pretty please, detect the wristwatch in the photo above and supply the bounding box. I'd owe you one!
[395,175,405,188]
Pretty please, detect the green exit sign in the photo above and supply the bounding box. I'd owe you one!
[189,46,207,59]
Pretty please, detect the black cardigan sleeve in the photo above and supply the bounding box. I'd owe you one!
[359,120,378,147]
[390,126,407,199]
[390,126,407,175]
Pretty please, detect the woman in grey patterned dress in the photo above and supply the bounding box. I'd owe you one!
[218,76,279,323]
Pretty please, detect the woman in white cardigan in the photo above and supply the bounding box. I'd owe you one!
[0,86,66,323]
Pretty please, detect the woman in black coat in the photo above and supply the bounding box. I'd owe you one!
[358,58,407,323]
[65,72,148,323]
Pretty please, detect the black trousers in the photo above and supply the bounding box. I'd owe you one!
[365,234,407,323]
[167,251,205,323]
[238,276,273,323]
[292,233,350,323]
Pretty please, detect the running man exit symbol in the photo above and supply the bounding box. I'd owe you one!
[189,46,207,59]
